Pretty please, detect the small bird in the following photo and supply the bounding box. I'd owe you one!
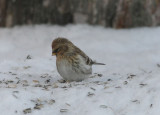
[52,37,105,82]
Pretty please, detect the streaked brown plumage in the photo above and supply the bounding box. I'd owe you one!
[52,37,105,81]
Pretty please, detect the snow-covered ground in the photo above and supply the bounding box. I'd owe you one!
[0,24,160,115]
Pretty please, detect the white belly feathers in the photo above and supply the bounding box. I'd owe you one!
[56,55,92,81]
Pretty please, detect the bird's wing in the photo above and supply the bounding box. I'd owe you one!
[74,46,94,65]
[75,46,105,65]
[76,54,92,74]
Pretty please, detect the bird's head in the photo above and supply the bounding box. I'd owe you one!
[51,37,74,56]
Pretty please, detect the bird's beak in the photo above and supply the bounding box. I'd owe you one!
[52,52,56,56]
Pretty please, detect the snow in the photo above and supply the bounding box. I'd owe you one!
[0,24,160,115]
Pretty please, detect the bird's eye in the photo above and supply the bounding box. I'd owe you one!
[53,48,60,53]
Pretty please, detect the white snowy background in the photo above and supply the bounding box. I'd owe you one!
[0,24,160,115]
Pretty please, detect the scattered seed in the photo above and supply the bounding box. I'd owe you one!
[43,85,50,89]
[16,80,20,84]
[23,66,31,69]
[65,103,71,106]
[127,74,136,79]
[15,77,20,80]
[58,79,66,83]
[40,76,46,78]
[28,74,32,77]
[12,91,19,98]
[23,108,32,114]
[130,74,136,77]
[12,93,18,99]
[104,86,109,89]
[34,104,43,110]
[61,86,67,88]
[6,80,14,83]
[113,73,120,75]
[13,91,19,93]
[30,99,41,104]
[7,84,17,88]
[139,83,147,87]
[12,73,17,75]
[89,75,96,78]
[34,84,43,87]
[90,87,96,91]
[131,100,140,104]
[87,92,95,97]
[45,79,50,84]
[53,84,58,88]
[157,64,160,67]
[115,86,121,88]
[30,100,36,103]
[100,105,108,108]
[124,81,128,85]
[37,98,42,102]
[94,81,100,84]
[23,84,29,87]
[107,79,112,81]
[21,80,28,84]
[40,74,49,78]
[26,55,32,59]
[60,109,68,112]
[97,74,103,77]
[33,80,39,83]
[48,99,55,105]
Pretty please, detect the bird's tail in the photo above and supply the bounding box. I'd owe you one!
[93,62,105,65]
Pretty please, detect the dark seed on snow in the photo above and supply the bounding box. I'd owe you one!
[23,108,32,114]
[45,79,50,84]
[61,86,67,88]
[90,87,96,91]
[65,103,71,106]
[157,64,160,67]
[130,74,136,77]
[87,92,95,97]
[131,100,140,104]
[100,105,108,108]
[12,73,17,75]
[23,84,29,87]
[124,81,128,85]
[139,83,147,87]
[60,109,68,112]
[13,91,19,93]
[26,55,32,59]
[34,84,43,87]
[34,104,43,110]
[107,79,112,81]
[127,74,136,79]
[115,86,121,88]
[12,93,18,99]
[7,80,14,83]
[58,79,66,83]
[16,80,20,84]
[15,77,20,79]
[97,74,103,77]
[48,99,55,105]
